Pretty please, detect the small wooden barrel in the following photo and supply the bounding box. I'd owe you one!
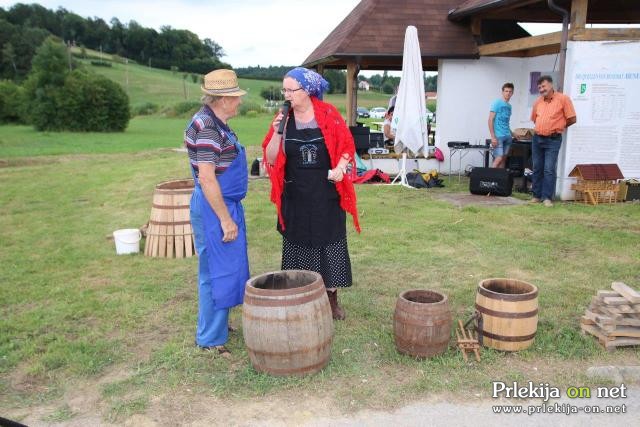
[243,270,334,376]
[476,278,538,351]
[144,179,195,258]
[393,290,452,358]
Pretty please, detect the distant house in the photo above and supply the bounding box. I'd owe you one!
[358,80,370,91]
[426,91,437,101]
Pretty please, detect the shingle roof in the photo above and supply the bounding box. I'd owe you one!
[569,164,624,181]
[449,0,640,23]
[302,0,478,70]
[449,0,522,20]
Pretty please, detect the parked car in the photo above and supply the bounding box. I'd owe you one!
[369,107,387,119]
[357,107,370,118]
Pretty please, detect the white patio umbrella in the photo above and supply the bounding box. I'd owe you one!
[393,26,427,156]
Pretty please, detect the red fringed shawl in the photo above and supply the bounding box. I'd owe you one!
[261,97,361,233]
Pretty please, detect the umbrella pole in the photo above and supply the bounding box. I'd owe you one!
[390,151,412,188]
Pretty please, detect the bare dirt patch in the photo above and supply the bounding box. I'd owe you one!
[433,193,526,208]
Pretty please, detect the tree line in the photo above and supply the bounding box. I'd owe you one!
[0,37,130,131]
[238,66,437,100]
[0,3,228,81]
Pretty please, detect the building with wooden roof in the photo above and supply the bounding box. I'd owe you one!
[301,0,640,200]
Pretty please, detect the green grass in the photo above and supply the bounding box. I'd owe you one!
[79,57,274,110]
[77,52,392,113]
[1,116,639,421]
[0,115,272,159]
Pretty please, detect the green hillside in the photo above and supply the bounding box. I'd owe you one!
[80,58,273,110]
[76,48,393,113]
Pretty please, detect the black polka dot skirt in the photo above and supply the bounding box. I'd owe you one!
[281,237,353,288]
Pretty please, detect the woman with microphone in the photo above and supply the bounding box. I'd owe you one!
[262,67,360,320]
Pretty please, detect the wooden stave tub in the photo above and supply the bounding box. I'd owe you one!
[393,289,452,358]
[144,178,195,258]
[243,270,334,376]
[475,278,539,352]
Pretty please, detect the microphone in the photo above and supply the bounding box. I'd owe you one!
[277,101,291,135]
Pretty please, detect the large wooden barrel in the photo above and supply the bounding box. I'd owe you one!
[144,179,195,258]
[243,270,334,376]
[393,290,452,358]
[476,278,538,351]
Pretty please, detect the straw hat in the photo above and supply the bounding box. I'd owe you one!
[201,69,246,97]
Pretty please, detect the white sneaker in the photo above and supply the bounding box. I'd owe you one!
[543,199,553,207]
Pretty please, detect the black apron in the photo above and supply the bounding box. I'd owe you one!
[278,116,346,247]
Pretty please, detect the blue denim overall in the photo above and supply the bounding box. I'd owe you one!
[190,131,249,347]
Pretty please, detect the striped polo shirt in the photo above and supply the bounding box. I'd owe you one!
[184,105,238,177]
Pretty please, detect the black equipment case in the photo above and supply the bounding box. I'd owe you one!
[469,167,513,197]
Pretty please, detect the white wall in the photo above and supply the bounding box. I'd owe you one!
[558,40,640,199]
[435,54,556,174]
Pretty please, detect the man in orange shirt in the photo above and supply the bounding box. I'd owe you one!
[530,75,577,207]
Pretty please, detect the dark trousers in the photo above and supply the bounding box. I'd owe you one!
[531,134,562,201]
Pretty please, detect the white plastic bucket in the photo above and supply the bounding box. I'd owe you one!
[113,228,141,255]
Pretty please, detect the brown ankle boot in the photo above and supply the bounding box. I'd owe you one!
[327,290,346,320]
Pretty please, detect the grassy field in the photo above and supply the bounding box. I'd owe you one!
[76,50,392,114]
[1,114,639,423]
[0,115,271,160]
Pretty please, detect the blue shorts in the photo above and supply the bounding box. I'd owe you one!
[492,135,512,158]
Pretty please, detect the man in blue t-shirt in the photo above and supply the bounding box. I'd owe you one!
[488,83,514,168]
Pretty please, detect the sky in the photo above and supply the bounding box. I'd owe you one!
[2,1,636,74]
[0,0,362,68]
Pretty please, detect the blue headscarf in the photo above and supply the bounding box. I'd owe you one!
[285,67,330,100]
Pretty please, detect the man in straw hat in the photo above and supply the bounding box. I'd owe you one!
[184,68,248,357]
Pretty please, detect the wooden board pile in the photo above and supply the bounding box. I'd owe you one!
[581,282,640,351]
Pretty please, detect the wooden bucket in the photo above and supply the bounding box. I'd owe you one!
[243,270,334,376]
[144,179,195,258]
[393,290,452,358]
[476,278,538,351]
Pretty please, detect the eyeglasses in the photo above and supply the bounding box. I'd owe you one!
[280,87,303,95]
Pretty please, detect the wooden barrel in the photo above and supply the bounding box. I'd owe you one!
[144,179,195,258]
[476,278,538,351]
[243,270,334,376]
[393,290,452,358]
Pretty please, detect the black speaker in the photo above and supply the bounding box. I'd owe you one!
[469,167,513,197]
[349,126,370,154]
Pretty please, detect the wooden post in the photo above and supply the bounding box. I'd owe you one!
[346,62,359,127]
[570,0,588,31]
[470,17,482,37]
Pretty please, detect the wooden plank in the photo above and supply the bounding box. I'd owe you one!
[597,290,620,298]
[175,216,185,259]
[166,193,175,258]
[523,44,562,58]
[570,0,588,31]
[612,282,640,304]
[604,326,640,338]
[571,28,640,41]
[609,304,633,314]
[596,306,624,320]
[580,316,596,326]
[158,193,167,258]
[603,296,633,306]
[478,32,561,56]
[584,310,614,326]
[581,323,609,342]
[605,337,640,350]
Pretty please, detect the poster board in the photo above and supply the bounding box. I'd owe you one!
[558,41,640,200]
